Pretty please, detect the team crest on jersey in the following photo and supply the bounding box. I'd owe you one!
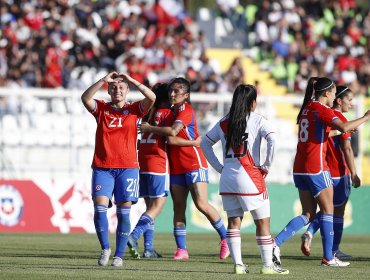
[95,185,102,191]
[123,110,129,115]
[105,111,110,115]
[0,184,24,227]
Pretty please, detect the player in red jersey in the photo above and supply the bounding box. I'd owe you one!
[139,77,229,260]
[272,77,370,267]
[81,72,155,267]
[201,84,289,275]
[126,82,201,259]
[301,86,360,259]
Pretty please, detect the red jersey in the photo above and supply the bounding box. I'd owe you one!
[138,107,171,174]
[90,99,145,168]
[293,101,338,174]
[326,110,351,178]
[166,103,208,174]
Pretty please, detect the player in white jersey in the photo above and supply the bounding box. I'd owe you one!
[201,84,289,275]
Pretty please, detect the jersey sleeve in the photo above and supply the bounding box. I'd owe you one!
[259,117,275,139]
[174,104,192,126]
[201,122,223,173]
[337,112,351,141]
[318,106,338,125]
[91,99,103,117]
[259,118,276,170]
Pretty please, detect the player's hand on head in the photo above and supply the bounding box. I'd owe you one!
[103,72,120,83]
[117,73,131,83]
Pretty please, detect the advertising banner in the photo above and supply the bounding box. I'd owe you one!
[1,180,369,234]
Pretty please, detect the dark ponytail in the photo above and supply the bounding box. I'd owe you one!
[296,77,335,124]
[144,82,169,125]
[296,77,317,124]
[225,84,257,152]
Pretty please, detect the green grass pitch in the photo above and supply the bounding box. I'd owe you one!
[1,233,370,279]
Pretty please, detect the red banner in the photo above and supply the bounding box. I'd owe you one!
[0,179,145,233]
[0,180,59,232]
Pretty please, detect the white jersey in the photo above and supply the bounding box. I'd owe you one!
[201,112,276,202]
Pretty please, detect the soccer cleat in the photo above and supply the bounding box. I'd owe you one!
[272,245,281,266]
[234,264,249,274]
[301,231,312,256]
[111,256,123,267]
[172,248,189,260]
[127,235,140,259]
[142,249,163,258]
[321,257,350,267]
[261,263,289,275]
[219,239,230,260]
[98,248,111,266]
[333,250,352,260]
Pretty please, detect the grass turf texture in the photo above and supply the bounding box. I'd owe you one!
[1,233,370,279]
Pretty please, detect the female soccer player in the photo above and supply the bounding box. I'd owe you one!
[126,83,201,259]
[272,77,370,267]
[301,86,360,259]
[139,77,229,260]
[200,84,289,275]
[81,71,155,267]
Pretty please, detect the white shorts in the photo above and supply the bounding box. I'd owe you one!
[222,195,270,220]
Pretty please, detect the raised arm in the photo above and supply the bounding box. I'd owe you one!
[81,72,118,111]
[340,138,361,188]
[119,73,156,113]
[331,110,370,133]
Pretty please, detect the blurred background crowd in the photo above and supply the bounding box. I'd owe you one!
[0,0,369,99]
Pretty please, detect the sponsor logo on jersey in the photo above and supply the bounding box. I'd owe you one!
[0,184,24,227]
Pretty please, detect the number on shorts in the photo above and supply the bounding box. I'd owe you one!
[126,178,139,197]
[298,118,309,142]
[191,172,199,183]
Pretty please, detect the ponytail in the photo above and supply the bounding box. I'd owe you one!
[226,84,257,152]
[296,77,317,124]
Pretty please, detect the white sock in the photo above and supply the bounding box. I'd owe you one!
[227,229,242,265]
[256,235,273,267]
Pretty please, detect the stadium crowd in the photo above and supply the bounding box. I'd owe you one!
[0,0,232,96]
[0,0,369,98]
[229,0,370,96]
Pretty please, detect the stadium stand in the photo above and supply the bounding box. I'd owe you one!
[0,0,369,183]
